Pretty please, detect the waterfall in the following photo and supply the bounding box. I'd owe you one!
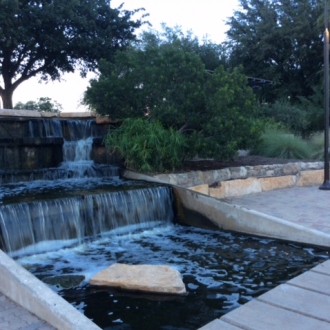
[58,119,104,178]
[0,118,175,258]
[0,186,174,257]
[28,119,63,138]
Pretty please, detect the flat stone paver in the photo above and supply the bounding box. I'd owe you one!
[288,268,330,294]
[199,319,242,330]
[258,283,330,322]
[0,293,55,330]
[220,298,330,330]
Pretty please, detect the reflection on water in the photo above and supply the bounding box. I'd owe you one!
[18,224,330,330]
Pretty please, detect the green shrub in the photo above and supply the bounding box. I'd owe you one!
[104,118,187,173]
[252,128,313,159]
[259,100,310,137]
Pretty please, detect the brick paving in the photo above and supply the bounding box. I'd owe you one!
[0,293,55,330]
[222,185,330,234]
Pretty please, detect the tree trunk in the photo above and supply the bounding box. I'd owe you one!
[0,89,14,109]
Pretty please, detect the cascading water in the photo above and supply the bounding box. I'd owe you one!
[0,185,173,257]
[59,120,104,178]
[0,119,173,257]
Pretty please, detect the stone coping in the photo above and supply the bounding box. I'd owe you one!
[154,161,324,187]
[0,108,96,119]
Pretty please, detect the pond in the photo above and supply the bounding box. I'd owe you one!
[18,223,330,330]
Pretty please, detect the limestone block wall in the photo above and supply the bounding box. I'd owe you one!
[153,162,325,199]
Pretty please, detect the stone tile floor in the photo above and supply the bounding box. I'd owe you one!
[0,293,55,330]
[222,186,330,234]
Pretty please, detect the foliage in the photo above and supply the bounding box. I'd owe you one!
[296,88,324,135]
[259,100,311,136]
[259,86,325,138]
[226,0,324,102]
[252,128,313,159]
[104,118,187,172]
[85,27,262,161]
[14,97,63,113]
[0,0,146,109]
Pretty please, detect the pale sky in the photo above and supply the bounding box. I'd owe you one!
[11,0,239,112]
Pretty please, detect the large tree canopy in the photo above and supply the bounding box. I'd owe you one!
[84,29,261,160]
[0,0,145,109]
[226,0,324,102]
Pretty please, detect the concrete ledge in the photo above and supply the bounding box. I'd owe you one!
[204,260,330,330]
[172,186,330,248]
[60,112,95,118]
[0,109,98,119]
[122,170,330,248]
[199,319,242,329]
[0,249,101,330]
[220,297,330,330]
[0,109,42,117]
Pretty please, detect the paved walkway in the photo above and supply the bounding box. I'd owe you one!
[200,185,330,330]
[0,293,54,330]
[222,185,330,235]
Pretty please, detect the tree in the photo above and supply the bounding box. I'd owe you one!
[0,0,146,109]
[84,28,262,162]
[14,97,63,113]
[226,0,324,102]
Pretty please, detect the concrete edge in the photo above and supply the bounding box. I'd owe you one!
[122,169,169,184]
[0,109,97,119]
[0,249,101,330]
[122,170,330,248]
[173,186,330,247]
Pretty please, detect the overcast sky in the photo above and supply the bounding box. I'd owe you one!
[13,1,239,112]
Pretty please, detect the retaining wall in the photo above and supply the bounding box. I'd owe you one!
[153,162,326,198]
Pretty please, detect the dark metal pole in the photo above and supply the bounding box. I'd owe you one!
[320,0,330,190]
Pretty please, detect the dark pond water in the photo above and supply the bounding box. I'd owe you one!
[18,223,330,330]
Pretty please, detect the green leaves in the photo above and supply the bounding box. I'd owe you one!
[14,97,63,113]
[0,0,145,108]
[86,27,262,163]
[226,0,323,102]
[104,118,187,173]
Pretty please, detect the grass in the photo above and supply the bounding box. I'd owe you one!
[252,129,313,159]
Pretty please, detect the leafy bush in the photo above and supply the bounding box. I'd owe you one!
[85,27,262,161]
[252,128,313,159]
[259,100,310,137]
[104,118,187,173]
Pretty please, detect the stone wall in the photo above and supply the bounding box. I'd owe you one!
[154,161,326,199]
[0,110,114,170]
[154,161,323,187]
